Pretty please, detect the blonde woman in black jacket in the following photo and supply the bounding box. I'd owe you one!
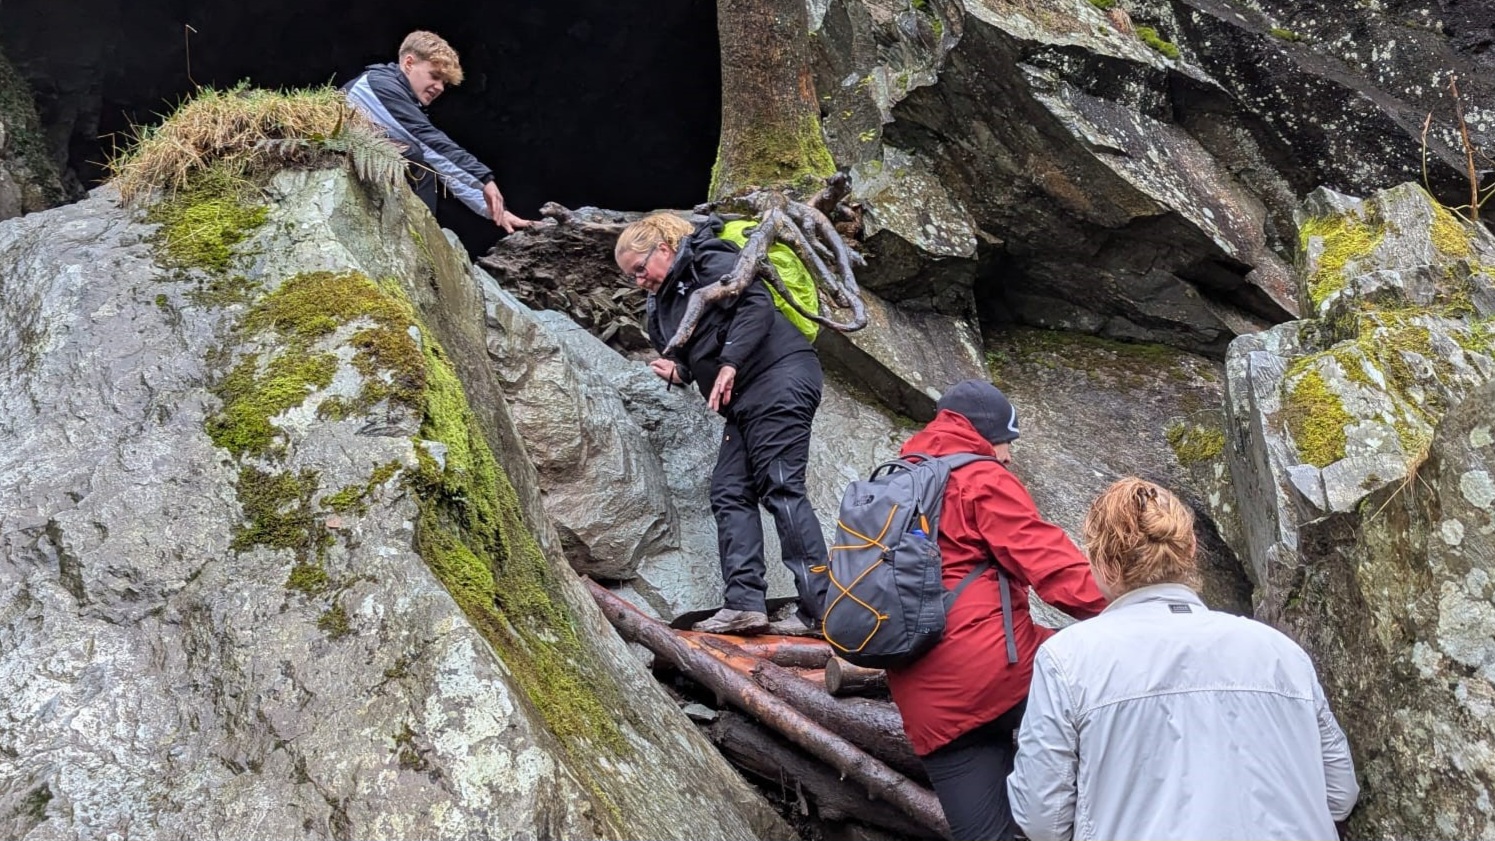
[616,213,828,636]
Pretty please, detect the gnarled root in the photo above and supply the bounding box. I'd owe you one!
[666,179,867,354]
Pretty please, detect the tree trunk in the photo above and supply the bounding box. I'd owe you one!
[711,0,836,200]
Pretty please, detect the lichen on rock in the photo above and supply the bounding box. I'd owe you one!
[1227,183,1495,838]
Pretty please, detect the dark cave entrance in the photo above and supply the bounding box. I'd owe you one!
[0,0,722,248]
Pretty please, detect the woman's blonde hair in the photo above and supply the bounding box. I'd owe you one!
[615,213,694,263]
[1082,477,1201,594]
[399,31,465,85]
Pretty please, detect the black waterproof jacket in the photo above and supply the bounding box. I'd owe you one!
[647,217,814,407]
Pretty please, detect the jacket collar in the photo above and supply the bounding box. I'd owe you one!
[370,62,427,112]
[900,410,999,459]
[1101,582,1205,614]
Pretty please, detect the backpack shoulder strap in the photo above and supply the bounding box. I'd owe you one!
[935,451,1020,665]
[934,453,1000,471]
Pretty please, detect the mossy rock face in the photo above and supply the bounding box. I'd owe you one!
[1297,183,1495,322]
[0,158,790,839]
[207,264,628,758]
[1278,186,1495,480]
[0,51,65,216]
[1166,421,1226,466]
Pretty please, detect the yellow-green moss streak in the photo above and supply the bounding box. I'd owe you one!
[208,352,338,456]
[1430,202,1473,258]
[322,461,401,515]
[206,271,429,457]
[1167,422,1226,466]
[206,268,628,756]
[1297,213,1383,309]
[317,602,352,639]
[231,466,322,551]
[1282,367,1352,467]
[1136,27,1181,60]
[1088,0,1117,9]
[287,560,330,595]
[411,332,629,756]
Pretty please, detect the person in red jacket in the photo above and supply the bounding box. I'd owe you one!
[887,379,1107,841]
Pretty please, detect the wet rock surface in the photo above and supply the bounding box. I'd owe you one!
[813,0,1490,355]
[987,327,1253,617]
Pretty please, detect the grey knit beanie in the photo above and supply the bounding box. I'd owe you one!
[936,379,1020,445]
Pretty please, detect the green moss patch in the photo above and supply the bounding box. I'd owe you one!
[317,602,352,639]
[286,560,330,595]
[231,466,323,553]
[206,271,429,458]
[1270,27,1303,42]
[146,165,269,273]
[709,111,837,200]
[1167,421,1226,466]
[322,461,401,515]
[1137,26,1181,60]
[1298,213,1383,309]
[1431,202,1473,257]
[1282,367,1352,467]
[207,351,337,457]
[1088,0,1118,9]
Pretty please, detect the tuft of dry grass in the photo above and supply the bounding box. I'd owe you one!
[109,84,405,203]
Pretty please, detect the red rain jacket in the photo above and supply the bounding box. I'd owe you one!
[887,410,1108,755]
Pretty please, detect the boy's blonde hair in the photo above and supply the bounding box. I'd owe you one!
[615,213,695,263]
[399,31,464,85]
[1083,477,1201,594]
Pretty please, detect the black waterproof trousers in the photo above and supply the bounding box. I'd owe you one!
[710,349,830,624]
[920,702,1027,841]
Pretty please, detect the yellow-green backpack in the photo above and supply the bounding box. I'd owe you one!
[719,219,820,342]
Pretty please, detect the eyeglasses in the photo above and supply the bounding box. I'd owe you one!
[623,242,661,282]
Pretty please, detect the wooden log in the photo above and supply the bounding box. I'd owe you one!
[794,668,826,690]
[709,712,942,840]
[825,657,889,697]
[585,578,948,836]
[695,636,924,782]
[678,630,834,669]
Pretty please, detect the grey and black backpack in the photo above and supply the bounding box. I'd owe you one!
[822,453,1019,670]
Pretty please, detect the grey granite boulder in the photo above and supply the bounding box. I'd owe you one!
[0,167,789,841]
[1225,182,1495,838]
[1226,183,1495,615]
[1278,381,1495,840]
[481,275,911,620]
